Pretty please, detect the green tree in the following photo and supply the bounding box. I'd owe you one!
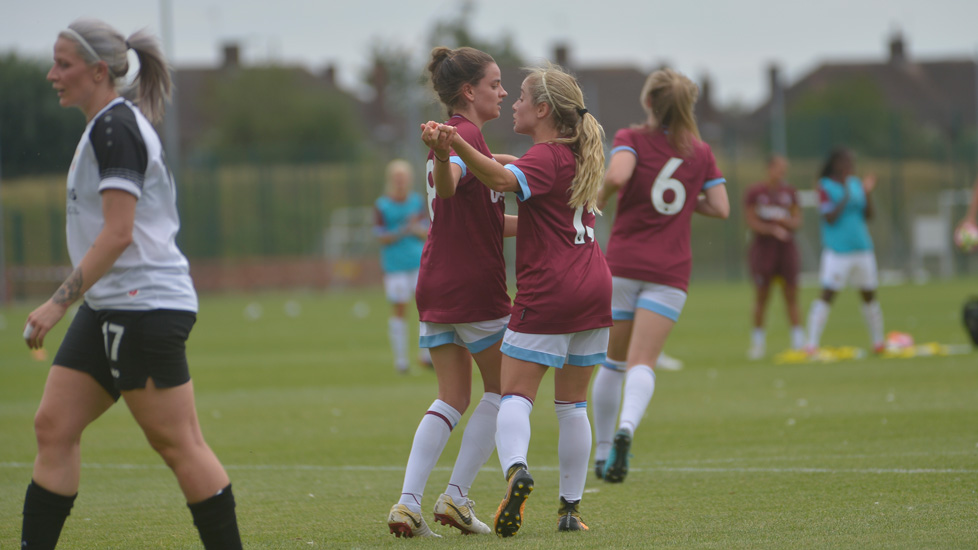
[0,52,86,178]
[425,0,523,67]
[203,66,363,164]
[786,77,929,158]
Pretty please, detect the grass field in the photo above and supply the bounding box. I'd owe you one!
[1,280,976,549]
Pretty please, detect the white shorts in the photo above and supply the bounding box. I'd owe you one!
[819,250,878,291]
[611,277,688,322]
[419,316,510,354]
[501,328,609,369]
[383,270,419,304]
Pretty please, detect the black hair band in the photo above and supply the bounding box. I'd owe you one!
[577,107,588,117]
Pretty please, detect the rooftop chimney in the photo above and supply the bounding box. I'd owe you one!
[222,43,240,69]
[554,44,569,68]
[889,32,907,65]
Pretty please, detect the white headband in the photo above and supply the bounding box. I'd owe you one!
[62,28,100,62]
[540,72,561,121]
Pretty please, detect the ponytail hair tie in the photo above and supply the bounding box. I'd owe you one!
[125,40,131,50]
[577,107,588,117]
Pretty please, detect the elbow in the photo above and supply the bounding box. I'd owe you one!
[436,188,456,199]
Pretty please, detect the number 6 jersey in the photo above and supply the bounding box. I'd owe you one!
[604,127,726,292]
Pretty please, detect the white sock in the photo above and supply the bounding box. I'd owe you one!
[556,401,591,502]
[388,317,408,369]
[790,325,805,350]
[751,328,765,349]
[496,394,533,476]
[618,364,655,435]
[861,300,884,348]
[591,359,625,462]
[446,393,500,505]
[398,400,461,511]
[806,299,830,349]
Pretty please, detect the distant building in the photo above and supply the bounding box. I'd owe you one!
[750,33,978,148]
[167,43,361,164]
[482,45,727,155]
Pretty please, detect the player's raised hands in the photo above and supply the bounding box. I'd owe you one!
[862,174,878,194]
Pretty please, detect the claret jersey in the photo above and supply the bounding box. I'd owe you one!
[604,127,726,292]
[66,97,197,312]
[503,142,612,334]
[415,115,511,323]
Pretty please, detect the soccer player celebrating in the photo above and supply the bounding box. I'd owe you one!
[804,148,885,353]
[387,46,516,538]
[423,63,612,536]
[374,159,430,373]
[744,155,804,359]
[591,68,729,484]
[21,19,241,549]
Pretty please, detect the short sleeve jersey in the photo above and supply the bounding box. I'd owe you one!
[415,115,511,323]
[604,127,726,292]
[817,176,873,253]
[744,181,799,247]
[503,143,612,334]
[374,191,426,273]
[66,98,197,311]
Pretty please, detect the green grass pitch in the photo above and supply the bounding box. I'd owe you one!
[1,280,976,548]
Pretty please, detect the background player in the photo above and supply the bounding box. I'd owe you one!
[374,159,430,373]
[21,19,241,549]
[591,68,729,484]
[388,46,516,538]
[424,63,612,537]
[804,147,885,353]
[744,154,804,359]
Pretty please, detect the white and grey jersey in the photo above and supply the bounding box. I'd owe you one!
[66,98,197,312]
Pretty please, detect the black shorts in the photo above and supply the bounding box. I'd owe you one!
[53,304,196,400]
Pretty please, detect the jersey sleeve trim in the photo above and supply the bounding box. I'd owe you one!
[505,164,531,201]
[98,177,142,198]
[449,156,467,178]
[610,145,637,157]
[702,178,726,190]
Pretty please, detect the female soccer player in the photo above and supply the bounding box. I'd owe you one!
[590,68,729,484]
[804,148,885,353]
[387,46,516,538]
[374,159,429,373]
[423,64,612,537]
[744,154,804,359]
[21,19,241,549]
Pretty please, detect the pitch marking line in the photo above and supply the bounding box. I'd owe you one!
[1,462,974,475]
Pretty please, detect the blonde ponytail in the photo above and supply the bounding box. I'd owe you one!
[61,19,172,123]
[524,65,606,213]
[639,68,700,156]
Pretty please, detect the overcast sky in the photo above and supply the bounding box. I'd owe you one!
[3,0,976,108]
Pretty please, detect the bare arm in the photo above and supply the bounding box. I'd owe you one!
[494,153,519,165]
[420,122,463,198]
[781,204,803,231]
[695,184,730,219]
[862,175,876,221]
[25,189,136,349]
[597,151,637,211]
[428,124,519,193]
[503,214,518,238]
[957,177,978,232]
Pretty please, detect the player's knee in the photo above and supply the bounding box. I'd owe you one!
[33,409,79,451]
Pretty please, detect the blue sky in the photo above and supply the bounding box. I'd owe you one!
[3,0,976,108]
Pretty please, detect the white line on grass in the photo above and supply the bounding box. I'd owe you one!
[1,462,975,475]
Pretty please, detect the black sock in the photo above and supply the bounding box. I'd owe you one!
[187,484,242,550]
[22,480,77,550]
